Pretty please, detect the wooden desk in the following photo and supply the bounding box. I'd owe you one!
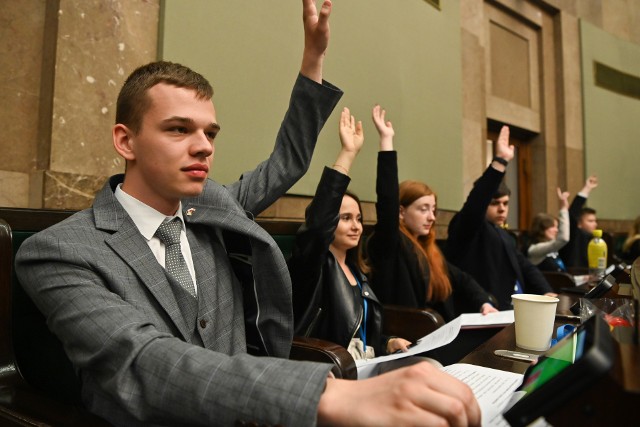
[459,320,575,374]
[459,299,640,426]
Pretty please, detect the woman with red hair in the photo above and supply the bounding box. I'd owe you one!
[366,105,496,321]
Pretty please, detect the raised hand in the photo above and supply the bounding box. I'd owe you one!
[372,104,394,151]
[339,107,364,155]
[333,107,363,175]
[557,187,570,210]
[301,0,333,82]
[495,125,514,162]
[579,174,598,196]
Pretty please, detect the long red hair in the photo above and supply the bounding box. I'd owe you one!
[399,180,452,302]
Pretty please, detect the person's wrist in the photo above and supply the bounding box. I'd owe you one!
[332,164,349,175]
[492,156,508,167]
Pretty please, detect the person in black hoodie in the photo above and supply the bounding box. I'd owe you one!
[446,126,554,310]
[366,105,496,322]
[288,107,411,360]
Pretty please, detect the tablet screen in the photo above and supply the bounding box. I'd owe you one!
[519,326,586,394]
[504,315,613,427]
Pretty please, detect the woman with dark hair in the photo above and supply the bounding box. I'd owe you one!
[366,106,496,321]
[288,107,411,360]
[526,188,571,272]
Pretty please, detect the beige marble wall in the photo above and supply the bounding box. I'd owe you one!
[0,0,159,210]
[44,0,160,209]
[459,0,640,228]
[2,0,640,217]
[0,1,47,207]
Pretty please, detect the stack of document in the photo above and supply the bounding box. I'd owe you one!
[356,310,536,427]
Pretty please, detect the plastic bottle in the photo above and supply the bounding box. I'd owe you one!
[588,229,607,279]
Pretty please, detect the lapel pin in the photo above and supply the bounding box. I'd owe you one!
[186,208,196,216]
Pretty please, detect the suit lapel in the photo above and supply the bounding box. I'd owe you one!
[93,176,195,341]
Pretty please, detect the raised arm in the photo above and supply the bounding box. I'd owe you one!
[449,126,513,242]
[557,187,570,211]
[289,108,363,333]
[568,175,596,222]
[556,187,570,244]
[301,0,332,83]
[369,105,399,246]
[372,104,394,152]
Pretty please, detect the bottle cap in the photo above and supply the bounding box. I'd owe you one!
[592,229,602,237]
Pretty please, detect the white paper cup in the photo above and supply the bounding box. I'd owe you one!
[512,294,559,351]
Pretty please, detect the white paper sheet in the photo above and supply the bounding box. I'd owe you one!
[441,363,523,427]
[356,315,462,378]
[460,310,515,329]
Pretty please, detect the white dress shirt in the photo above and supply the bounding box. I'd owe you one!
[115,184,198,294]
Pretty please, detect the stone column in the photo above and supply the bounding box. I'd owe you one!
[0,0,159,210]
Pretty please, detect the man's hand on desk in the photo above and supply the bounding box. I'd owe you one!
[317,361,482,426]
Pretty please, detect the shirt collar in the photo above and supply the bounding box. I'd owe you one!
[114,184,185,241]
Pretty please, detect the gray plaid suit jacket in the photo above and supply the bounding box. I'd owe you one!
[16,74,342,426]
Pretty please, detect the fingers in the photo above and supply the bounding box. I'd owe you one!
[556,187,568,199]
[339,107,349,130]
[318,0,332,26]
[355,120,363,138]
[318,364,482,427]
[497,125,510,144]
[495,125,514,162]
[401,363,482,427]
[372,104,382,125]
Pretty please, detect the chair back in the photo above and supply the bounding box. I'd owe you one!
[382,305,445,343]
[0,210,81,401]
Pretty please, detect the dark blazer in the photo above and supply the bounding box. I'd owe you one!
[446,166,552,310]
[558,194,591,268]
[16,74,342,427]
[367,151,493,322]
[289,167,388,355]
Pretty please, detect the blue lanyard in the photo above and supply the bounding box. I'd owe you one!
[514,280,523,294]
[351,268,368,351]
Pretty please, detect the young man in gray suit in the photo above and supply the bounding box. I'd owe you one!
[16,1,481,425]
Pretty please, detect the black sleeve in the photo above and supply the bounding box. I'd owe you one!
[517,251,553,294]
[447,261,493,312]
[447,166,505,254]
[288,167,350,326]
[366,151,402,303]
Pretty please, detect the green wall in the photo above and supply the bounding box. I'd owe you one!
[160,0,463,208]
[581,21,640,220]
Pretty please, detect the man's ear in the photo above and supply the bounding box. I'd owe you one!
[399,205,405,221]
[113,124,135,161]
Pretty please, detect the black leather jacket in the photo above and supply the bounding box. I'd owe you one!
[288,167,388,355]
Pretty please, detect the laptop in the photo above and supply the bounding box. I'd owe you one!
[502,314,614,427]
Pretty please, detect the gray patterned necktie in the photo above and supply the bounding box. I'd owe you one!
[155,218,197,297]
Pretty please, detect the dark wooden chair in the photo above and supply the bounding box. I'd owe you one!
[0,208,357,426]
[382,304,445,343]
[542,271,577,293]
[290,336,356,379]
